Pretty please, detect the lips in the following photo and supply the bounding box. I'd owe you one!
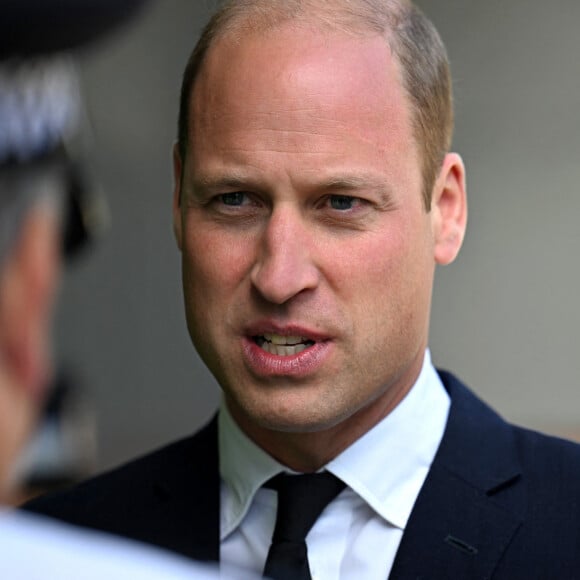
[254,333,316,356]
[242,324,332,377]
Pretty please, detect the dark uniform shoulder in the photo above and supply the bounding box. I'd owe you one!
[23,418,219,561]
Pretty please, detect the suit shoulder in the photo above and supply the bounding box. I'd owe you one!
[438,369,580,485]
[22,418,218,531]
[511,423,580,478]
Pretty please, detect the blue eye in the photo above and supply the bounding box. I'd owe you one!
[220,192,247,206]
[329,195,355,210]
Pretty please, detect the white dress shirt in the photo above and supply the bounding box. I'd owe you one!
[220,349,450,579]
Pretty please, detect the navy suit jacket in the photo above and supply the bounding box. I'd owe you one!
[25,372,580,578]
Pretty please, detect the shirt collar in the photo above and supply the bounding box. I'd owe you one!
[219,349,450,539]
[326,350,450,529]
[219,402,285,539]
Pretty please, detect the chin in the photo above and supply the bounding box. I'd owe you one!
[250,400,351,435]
[260,415,333,434]
[227,383,353,433]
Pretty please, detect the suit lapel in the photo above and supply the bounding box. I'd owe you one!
[141,416,220,562]
[389,372,524,579]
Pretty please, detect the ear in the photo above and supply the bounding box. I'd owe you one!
[0,206,60,399]
[172,143,184,251]
[431,153,467,265]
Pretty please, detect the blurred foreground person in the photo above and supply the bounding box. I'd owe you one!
[0,0,230,577]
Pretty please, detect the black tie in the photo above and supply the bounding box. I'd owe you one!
[263,472,346,580]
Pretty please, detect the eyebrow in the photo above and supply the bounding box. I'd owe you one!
[191,172,254,193]
[322,175,388,192]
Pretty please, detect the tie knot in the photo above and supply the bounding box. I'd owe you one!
[266,471,345,542]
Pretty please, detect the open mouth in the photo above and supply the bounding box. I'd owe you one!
[253,333,316,356]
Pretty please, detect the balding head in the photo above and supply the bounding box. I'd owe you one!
[177,0,453,208]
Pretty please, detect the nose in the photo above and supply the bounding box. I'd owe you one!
[250,206,319,304]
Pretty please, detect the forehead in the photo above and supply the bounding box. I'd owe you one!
[188,25,417,179]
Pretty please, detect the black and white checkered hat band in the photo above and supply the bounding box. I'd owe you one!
[0,57,81,165]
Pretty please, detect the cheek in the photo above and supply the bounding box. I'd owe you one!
[181,224,253,307]
[328,229,408,298]
[329,222,433,330]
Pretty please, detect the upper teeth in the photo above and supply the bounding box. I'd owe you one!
[263,333,308,345]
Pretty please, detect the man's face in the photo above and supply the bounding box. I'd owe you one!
[174,26,453,451]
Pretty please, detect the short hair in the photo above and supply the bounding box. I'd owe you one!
[177,0,453,209]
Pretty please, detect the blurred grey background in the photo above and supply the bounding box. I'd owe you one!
[54,0,580,472]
